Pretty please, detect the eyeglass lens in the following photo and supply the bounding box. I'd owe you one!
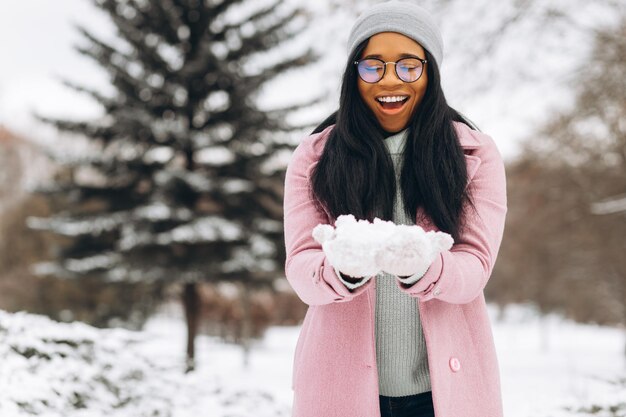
[357,58,424,83]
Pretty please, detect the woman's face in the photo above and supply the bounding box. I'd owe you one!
[357,32,428,133]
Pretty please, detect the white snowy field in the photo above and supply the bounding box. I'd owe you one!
[1,302,624,417]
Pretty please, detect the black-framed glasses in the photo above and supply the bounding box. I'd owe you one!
[354,56,427,83]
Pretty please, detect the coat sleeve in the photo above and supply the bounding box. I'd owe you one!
[283,133,375,306]
[394,132,508,304]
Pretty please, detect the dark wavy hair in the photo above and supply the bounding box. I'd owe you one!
[310,38,479,242]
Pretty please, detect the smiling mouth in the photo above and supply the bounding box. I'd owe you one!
[376,96,409,113]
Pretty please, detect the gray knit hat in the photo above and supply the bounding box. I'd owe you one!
[347,1,444,68]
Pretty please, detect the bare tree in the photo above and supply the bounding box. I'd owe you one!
[491,15,626,355]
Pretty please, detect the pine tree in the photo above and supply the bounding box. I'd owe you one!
[29,0,321,370]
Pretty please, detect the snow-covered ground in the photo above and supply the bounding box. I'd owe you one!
[493,304,626,417]
[1,302,624,417]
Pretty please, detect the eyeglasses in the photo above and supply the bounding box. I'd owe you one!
[354,56,427,83]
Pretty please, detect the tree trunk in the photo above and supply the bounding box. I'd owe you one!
[182,282,200,372]
[620,272,626,360]
[238,281,252,369]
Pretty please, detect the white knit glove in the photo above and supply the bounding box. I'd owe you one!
[312,214,394,278]
[376,225,454,282]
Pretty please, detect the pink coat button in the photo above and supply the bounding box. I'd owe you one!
[449,357,461,372]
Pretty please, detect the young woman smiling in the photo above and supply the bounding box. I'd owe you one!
[283,2,508,417]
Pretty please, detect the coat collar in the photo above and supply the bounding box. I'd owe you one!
[453,121,482,149]
[318,122,482,150]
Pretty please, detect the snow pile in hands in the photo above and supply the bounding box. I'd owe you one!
[312,214,454,278]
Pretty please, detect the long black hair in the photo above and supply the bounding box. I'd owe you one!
[310,38,479,242]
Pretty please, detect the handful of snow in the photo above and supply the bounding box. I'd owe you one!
[312,214,454,278]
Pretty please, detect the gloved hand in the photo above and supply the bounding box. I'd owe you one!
[312,214,395,278]
[375,225,454,279]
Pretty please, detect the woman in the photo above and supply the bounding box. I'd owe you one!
[283,2,508,417]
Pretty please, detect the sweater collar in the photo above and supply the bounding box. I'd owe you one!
[383,128,409,155]
[380,122,483,152]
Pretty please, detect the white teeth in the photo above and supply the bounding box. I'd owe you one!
[376,96,408,103]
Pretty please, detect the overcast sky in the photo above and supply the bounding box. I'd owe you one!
[1,1,616,162]
[0,1,118,138]
[0,0,336,148]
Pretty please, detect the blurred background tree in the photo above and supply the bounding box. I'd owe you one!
[27,0,321,371]
[0,127,160,329]
[490,15,626,354]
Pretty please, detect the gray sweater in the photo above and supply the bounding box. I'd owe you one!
[336,128,431,396]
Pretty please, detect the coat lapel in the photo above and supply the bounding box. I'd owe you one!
[453,121,483,182]
[464,154,481,182]
[453,120,482,150]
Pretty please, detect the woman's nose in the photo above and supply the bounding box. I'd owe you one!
[379,63,401,84]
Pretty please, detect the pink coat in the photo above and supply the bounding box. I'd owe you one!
[283,121,508,417]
